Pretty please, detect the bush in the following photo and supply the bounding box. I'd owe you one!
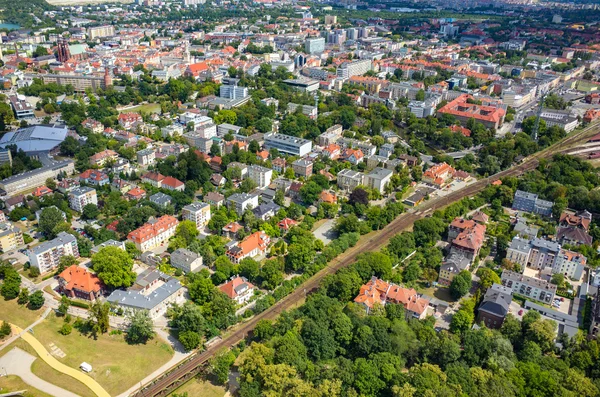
[178,330,201,351]
[28,267,40,278]
[59,323,72,335]
[69,300,89,309]
[0,321,11,338]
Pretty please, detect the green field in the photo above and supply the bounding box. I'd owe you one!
[118,103,161,114]
[30,313,174,396]
[168,376,226,397]
[0,375,54,397]
[0,296,44,329]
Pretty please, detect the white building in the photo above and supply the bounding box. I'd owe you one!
[136,148,156,167]
[365,167,393,194]
[127,215,179,252]
[553,249,586,281]
[227,193,259,216]
[29,232,79,273]
[170,248,203,273]
[182,202,211,231]
[337,59,372,79]
[264,133,313,157]
[68,186,97,213]
[500,270,556,304]
[248,165,273,188]
[337,169,364,192]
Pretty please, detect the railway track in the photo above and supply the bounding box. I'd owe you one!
[131,121,600,397]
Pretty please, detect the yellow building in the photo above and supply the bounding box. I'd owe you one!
[0,222,24,252]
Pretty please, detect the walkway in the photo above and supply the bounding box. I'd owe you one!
[0,308,51,353]
[0,347,80,397]
[116,327,191,397]
[11,324,111,397]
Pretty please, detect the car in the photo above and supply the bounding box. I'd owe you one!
[561,297,565,302]
[518,310,524,315]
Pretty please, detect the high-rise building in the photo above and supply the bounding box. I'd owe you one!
[29,232,79,273]
[68,186,98,213]
[87,25,115,40]
[305,37,325,55]
[0,222,24,252]
[336,59,372,79]
[182,202,211,230]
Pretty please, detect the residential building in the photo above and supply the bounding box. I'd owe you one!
[219,276,256,304]
[248,165,273,188]
[35,206,66,223]
[222,222,243,239]
[305,37,325,54]
[287,103,318,119]
[107,268,185,319]
[343,148,364,165]
[227,193,259,216]
[264,133,313,157]
[557,210,593,246]
[126,187,146,201]
[438,252,471,286]
[170,248,203,273]
[423,162,456,186]
[36,73,108,92]
[524,108,579,133]
[68,186,97,213]
[365,167,393,194]
[553,249,586,281]
[217,123,243,137]
[271,158,287,173]
[318,124,344,146]
[252,202,280,221]
[29,232,79,273]
[512,190,554,217]
[437,94,506,130]
[140,172,185,192]
[477,283,513,329]
[78,169,109,186]
[226,231,270,263]
[337,169,364,191]
[87,25,115,39]
[501,270,556,304]
[149,192,172,208]
[127,215,179,252]
[448,218,486,260]
[137,148,156,167]
[182,202,211,231]
[337,59,372,79]
[292,159,313,178]
[9,95,34,119]
[89,149,118,167]
[0,222,24,252]
[408,99,437,118]
[527,238,561,270]
[58,265,103,301]
[90,239,125,255]
[205,192,225,207]
[506,236,533,269]
[354,277,430,319]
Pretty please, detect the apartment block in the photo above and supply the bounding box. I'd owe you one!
[248,165,273,188]
[137,148,156,166]
[292,159,313,178]
[501,270,556,304]
[365,167,393,194]
[337,169,364,192]
[29,232,79,274]
[0,222,24,252]
[127,215,179,252]
[512,190,554,217]
[68,186,98,213]
[553,249,586,281]
[264,133,313,157]
[227,193,259,216]
[182,202,211,230]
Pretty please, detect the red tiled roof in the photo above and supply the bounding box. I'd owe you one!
[218,276,255,299]
[127,215,179,244]
[59,265,102,294]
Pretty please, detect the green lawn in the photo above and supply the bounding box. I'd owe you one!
[0,296,44,328]
[30,313,174,396]
[168,376,226,397]
[31,358,96,397]
[119,103,161,114]
[0,375,54,397]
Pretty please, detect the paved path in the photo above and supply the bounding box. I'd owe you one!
[0,347,81,397]
[116,328,191,397]
[12,324,111,397]
[0,308,51,353]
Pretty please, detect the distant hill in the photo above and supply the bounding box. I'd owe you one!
[0,0,53,28]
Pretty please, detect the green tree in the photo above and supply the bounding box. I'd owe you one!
[188,276,215,305]
[57,255,78,274]
[126,310,155,344]
[449,270,472,300]
[174,220,200,246]
[17,288,29,305]
[92,246,136,289]
[28,290,45,310]
[209,349,236,385]
[239,258,260,282]
[89,301,110,336]
[260,258,284,290]
[38,207,66,238]
[82,203,100,219]
[57,295,70,316]
[178,330,201,351]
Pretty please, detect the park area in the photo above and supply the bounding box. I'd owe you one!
[118,103,161,114]
[0,295,175,397]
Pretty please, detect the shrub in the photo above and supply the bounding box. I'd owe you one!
[59,323,72,335]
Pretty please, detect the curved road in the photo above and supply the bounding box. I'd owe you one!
[132,121,600,397]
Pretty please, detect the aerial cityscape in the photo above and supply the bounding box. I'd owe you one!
[0,0,598,396]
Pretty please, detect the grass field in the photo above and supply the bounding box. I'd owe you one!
[168,376,226,397]
[31,358,96,397]
[30,313,174,396]
[0,296,44,329]
[118,103,161,114]
[0,375,54,397]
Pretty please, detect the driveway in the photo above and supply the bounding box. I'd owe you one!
[313,219,337,245]
[0,347,80,397]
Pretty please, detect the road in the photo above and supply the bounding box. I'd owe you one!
[131,121,600,397]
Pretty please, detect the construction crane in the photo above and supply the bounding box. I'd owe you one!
[532,92,547,142]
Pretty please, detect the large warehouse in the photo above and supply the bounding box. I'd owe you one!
[0,125,68,156]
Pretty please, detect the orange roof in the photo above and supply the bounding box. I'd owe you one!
[354,277,429,315]
[59,265,102,294]
[319,191,337,203]
[256,150,269,160]
[126,187,146,198]
[219,276,255,299]
[32,186,53,197]
[450,125,471,137]
[227,231,270,259]
[127,215,179,244]
[438,94,505,124]
[223,222,243,233]
[161,176,184,189]
[278,218,298,231]
[452,222,486,251]
[141,171,165,182]
[187,62,209,75]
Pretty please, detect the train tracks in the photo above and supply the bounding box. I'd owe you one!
[131,121,599,397]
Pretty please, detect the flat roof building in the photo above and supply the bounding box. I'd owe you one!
[264,133,312,157]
